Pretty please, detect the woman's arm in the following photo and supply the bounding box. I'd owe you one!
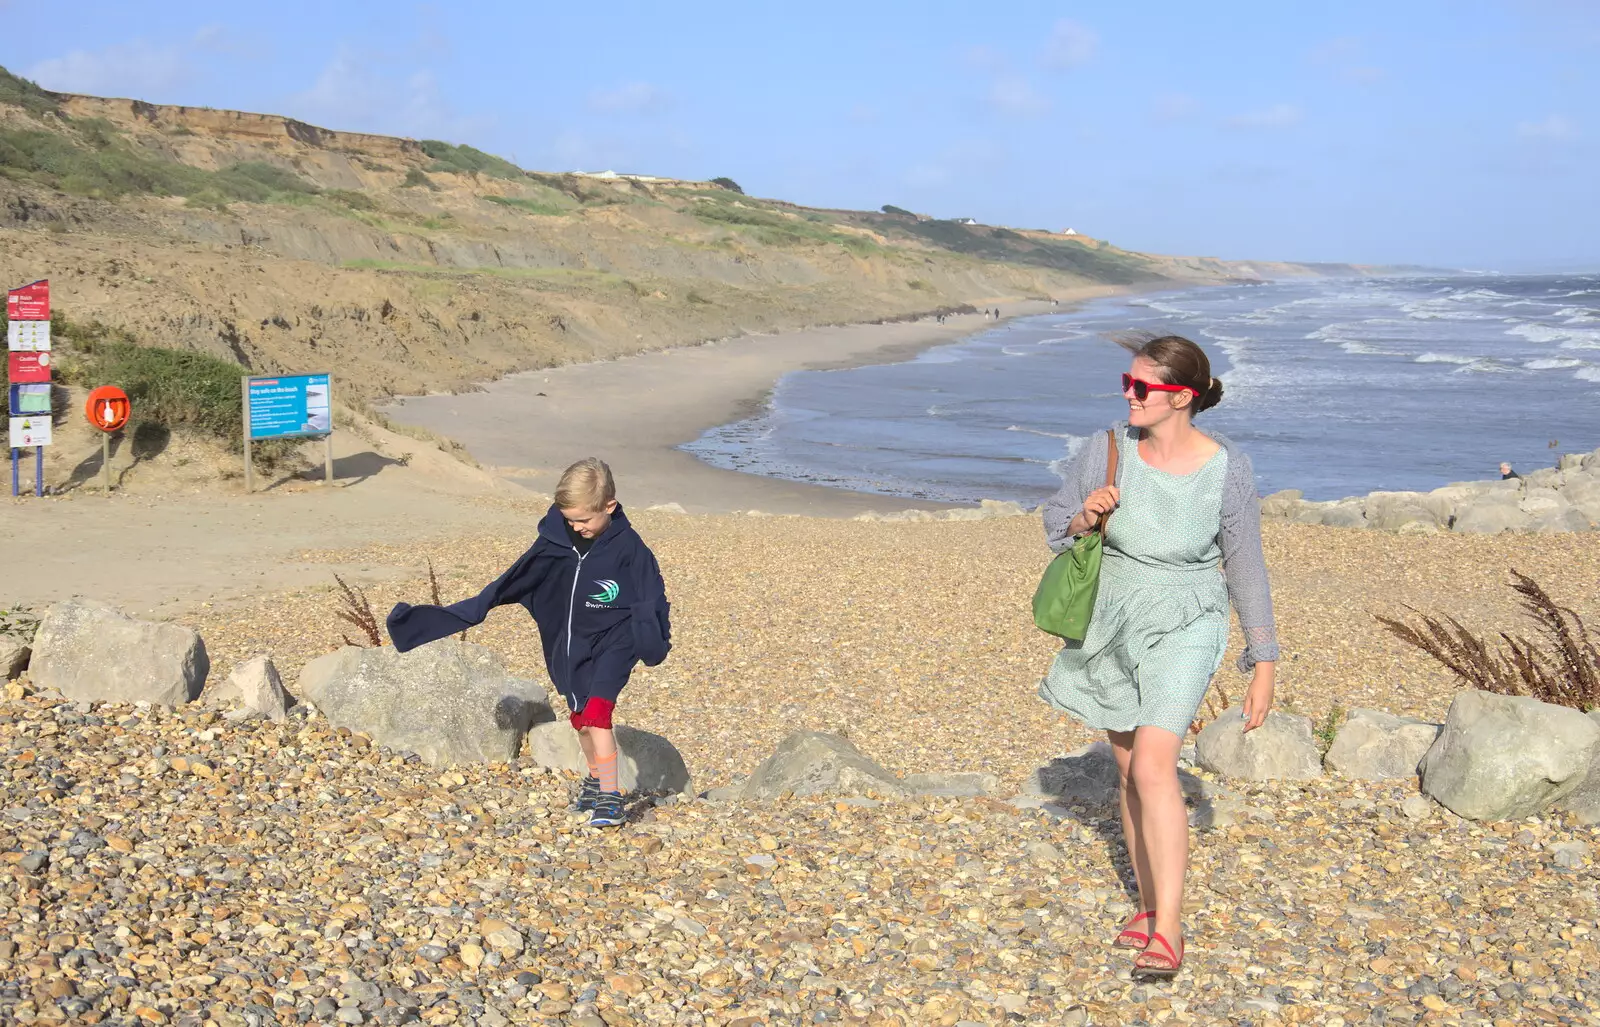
[1042,434,1109,551]
[1218,450,1280,673]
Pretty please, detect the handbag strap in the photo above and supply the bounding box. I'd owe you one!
[1094,428,1119,534]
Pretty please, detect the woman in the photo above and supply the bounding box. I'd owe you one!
[1039,334,1279,977]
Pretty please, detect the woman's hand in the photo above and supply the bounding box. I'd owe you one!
[1241,662,1275,732]
[1068,485,1120,535]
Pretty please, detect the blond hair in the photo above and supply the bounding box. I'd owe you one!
[554,457,616,511]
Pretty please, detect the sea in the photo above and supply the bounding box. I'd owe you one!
[682,273,1600,504]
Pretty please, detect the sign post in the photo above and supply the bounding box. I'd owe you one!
[241,372,333,492]
[6,279,50,498]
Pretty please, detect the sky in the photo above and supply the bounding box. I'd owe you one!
[6,1,1597,270]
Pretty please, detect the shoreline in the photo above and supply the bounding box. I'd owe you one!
[383,288,1131,515]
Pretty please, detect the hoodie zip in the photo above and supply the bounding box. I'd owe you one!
[564,548,589,674]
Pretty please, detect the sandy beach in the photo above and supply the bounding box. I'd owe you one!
[380,299,1076,515]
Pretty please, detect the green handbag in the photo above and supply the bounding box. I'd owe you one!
[1032,430,1119,641]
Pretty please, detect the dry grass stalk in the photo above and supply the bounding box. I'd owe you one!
[1376,568,1600,710]
[333,573,382,647]
[426,559,468,641]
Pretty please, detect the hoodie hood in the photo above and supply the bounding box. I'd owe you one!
[537,502,633,549]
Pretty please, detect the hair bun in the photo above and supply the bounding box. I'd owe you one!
[1198,376,1224,413]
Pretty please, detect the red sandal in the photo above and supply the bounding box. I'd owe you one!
[1113,910,1155,950]
[1133,932,1184,978]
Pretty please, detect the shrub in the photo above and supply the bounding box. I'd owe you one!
[1376,570,1600,710]
[402,168,434,189]
[882,204,915,217]
[0,67,58,117]
[484,195,567,216]
[686,289,713,305]
[710,176,743,194]
[420,140,523,180]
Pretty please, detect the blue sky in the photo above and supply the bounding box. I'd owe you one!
[8,1,1597,269]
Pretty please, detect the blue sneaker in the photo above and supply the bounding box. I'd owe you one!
[588,791,625,828]
[569,775,600,813]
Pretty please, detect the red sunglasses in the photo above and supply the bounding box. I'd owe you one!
[1122,373,1199,401]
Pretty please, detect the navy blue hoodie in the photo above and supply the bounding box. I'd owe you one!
[386,504,670,710]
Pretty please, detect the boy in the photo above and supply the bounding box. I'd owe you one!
[386,458,671,828]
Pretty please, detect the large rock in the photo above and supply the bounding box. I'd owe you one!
[30,599,207,707]
[903,771,1001,797]
[1563,477,1600,526]
[1,638,28,681]
[1363,492,1442,533]
[1520,488,1591,533]
[297,639,554,765]
[1258,490,1304,520]
[1451,496,1532,534]
[1557,711,1600,825]
[524,722,692,794]
[1420,689,1600,821]
[1195,705,1322,781]
[738,731,908,800]
[207,656,293,722]
[1316,500,1368,529]
[1324,708,1441,780]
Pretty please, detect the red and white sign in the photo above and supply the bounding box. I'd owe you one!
[6,351,51,383]
[6,280,48,321]
[9,415,51,448]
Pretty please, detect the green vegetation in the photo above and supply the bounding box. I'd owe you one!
[710,176,743,194]
[402,168,435,189]
[907,278,933,291]
[484,195,568,216]
[882,204,916,217]
[0,67,58,117]
[1313,707,1345,753]
[686,289,713,305]
[691,199,879,254]
[420,140,523,180]
[874,216,1157,283]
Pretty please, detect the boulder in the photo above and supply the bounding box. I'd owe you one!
[1258,490,1303,520]
[524,722,692,794]
[1563,478,1600,526]
[30,599,208,707]
[1324,708,1441,780]
[1195,705,1322,781]
[1451,497,1532,534]
[297,639,555,765]
[1318,500,1368,529]
[1420,689,1600,821]
[738,731,908,800]
[1583,446,1600,472]
[1554,711,1600,825]
[207,656,293,722]
[1558,453,1587,473]
[1518,488,1592,532]
[902,771,1001,797]
[1363,492,1443,533]
[1,639,28,681]
[1523,467,1563,490]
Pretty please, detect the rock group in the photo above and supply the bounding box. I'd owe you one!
[1261,444,1600,532]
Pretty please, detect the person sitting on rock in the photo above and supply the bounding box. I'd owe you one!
[386,457,671,829]
[1038,333,1279,979]
[1500,462,1521,480]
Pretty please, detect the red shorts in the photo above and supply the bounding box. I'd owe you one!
[569,696,615,730]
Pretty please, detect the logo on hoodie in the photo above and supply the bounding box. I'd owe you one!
[588,579,620,604]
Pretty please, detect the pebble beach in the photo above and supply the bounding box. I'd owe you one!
[6,511,1600,1026]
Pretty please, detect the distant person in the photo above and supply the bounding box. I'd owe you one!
[1039,333,1278,979]
[386,458,672,829]
[1500,462,1521,480]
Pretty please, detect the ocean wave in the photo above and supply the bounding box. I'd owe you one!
[1577,367,1600,382]
[1000,346,1034,357]
[1048,435,1090,479]
[1453,360,1519,375]
[1006,425,1080,441]
[1556,307,1600,323]
[1508,323,1569,345]
[1524,358,1584,370]
[1340,339,1403,356]
[1414,352,1476,364]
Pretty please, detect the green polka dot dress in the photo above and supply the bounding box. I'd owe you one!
[1038,431,1231,736]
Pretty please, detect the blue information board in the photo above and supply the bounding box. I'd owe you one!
[247,373,332,440]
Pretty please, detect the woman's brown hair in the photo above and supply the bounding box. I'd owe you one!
[1115,331,1224,414]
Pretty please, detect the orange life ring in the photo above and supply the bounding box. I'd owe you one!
[85,385,131,432]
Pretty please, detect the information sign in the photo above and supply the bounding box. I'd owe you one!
[9,415,51,448]
[6,320,50,351]
[6,351,51,383]
[6,280,49,320]
[246,373,331,439]
[9,383,50,415]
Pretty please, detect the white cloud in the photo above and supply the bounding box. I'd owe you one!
[288,49,491,140]
[1152,92,1200,122]
[24,25,258,98]
[27,39,193,97]
[988,75,1050,118]
[1042,19,1098,70]
[587,81,671,116]
[1225,103,1303,130]
[1517,114,1579,140]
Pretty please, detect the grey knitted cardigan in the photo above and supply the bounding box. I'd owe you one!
[1040,423,1280,673]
